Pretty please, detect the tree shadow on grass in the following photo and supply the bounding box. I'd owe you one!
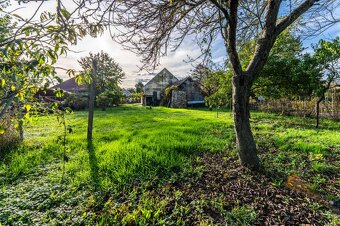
[87,141,100,191]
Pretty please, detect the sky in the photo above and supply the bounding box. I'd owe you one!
[4,0,340,88]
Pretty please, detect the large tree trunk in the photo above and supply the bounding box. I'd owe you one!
[232,72,260,169]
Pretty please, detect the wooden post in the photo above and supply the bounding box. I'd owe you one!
[87,60,97,142]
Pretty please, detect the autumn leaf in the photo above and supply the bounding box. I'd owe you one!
[0,125,5,135]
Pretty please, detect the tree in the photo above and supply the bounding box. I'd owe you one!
[78,51,124,109]
[191,64,216,97]
[78,51,125,95]
[0,0,104,143]
[0,13,56,138]
[191,66,232,111]
[0,0,104,121]
[252,30,324,101]
[252,30,304,99]
[135,82,144,94]
[98,0,338,169]
[205,73,233,118]
[313,37,340,128]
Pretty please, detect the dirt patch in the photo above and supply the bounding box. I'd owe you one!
[159,152,331,225]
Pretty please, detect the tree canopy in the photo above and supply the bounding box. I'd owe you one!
[78,51,125,94]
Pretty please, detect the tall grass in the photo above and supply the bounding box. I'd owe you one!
[0,105,339,193]
[0,105,234,189]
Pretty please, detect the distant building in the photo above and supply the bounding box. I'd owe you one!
[34,77,86,103]
[143,68,179,106]
[51,78,87,94]
[170,77,204,108]
[142,68,204,108]
[122,88,134,103]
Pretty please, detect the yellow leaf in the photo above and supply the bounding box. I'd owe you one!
[24,104,31,111]
[0,125,5,134]
[11,84,16,91]
[1,79,5,88]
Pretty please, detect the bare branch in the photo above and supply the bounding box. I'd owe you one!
[276,0,319,35]
[226,0,242,75]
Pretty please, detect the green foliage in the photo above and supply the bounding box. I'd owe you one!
[96,89,122,109]
[135,82,144,93]
[312,37,340,96]
[0,1,106,120]
[251,33,339,101]
[314,37,340,67]
[204,70,232,109]
[0,15,57,119]
[191,64,232,109]
[62,94,88,111]
[77,51,125,109]
[78,51,125,94]
[224,206,257,226]
[165,85,178,98]
[251,30,322,99]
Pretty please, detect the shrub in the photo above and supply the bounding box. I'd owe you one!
[62,94,88,110]
[96,90,121,110]
[0,117,20,157]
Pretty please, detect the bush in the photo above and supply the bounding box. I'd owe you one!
[62,94,88,111]
[96,90,121,110]
[0,117,20,157]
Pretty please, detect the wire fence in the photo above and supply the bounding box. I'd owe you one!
[250,96,340,120]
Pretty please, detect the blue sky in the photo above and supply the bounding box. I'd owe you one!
[4,0,340,88]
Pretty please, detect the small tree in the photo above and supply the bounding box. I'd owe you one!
[97,89,122,110]
[204,70,232,111]
[135,82,144,94]
[78,51,125,95]
[78,51,125,110]
[313,37,340,128]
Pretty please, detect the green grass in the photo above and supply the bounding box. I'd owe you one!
[0,105,339,225]
[0,105,234,189]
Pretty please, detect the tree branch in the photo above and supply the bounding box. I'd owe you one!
[209,0,229,20]
[276,0,319,35]
[226,0,242,75]
[246,0,282,78]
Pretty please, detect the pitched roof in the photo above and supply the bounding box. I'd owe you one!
[144,68,178,86]
[122,89,132,96]
[51,78,87,93]
[171,76,194,87]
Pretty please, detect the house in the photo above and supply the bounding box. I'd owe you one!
[142,68,179,106]
[122,88,132,97]
[34,77,86,103]
[122,88,134,103]
[170,76,204,108]
[51,77,87,95]
[142,68,204,107]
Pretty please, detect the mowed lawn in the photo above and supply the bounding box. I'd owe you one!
[0,105,339,225]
